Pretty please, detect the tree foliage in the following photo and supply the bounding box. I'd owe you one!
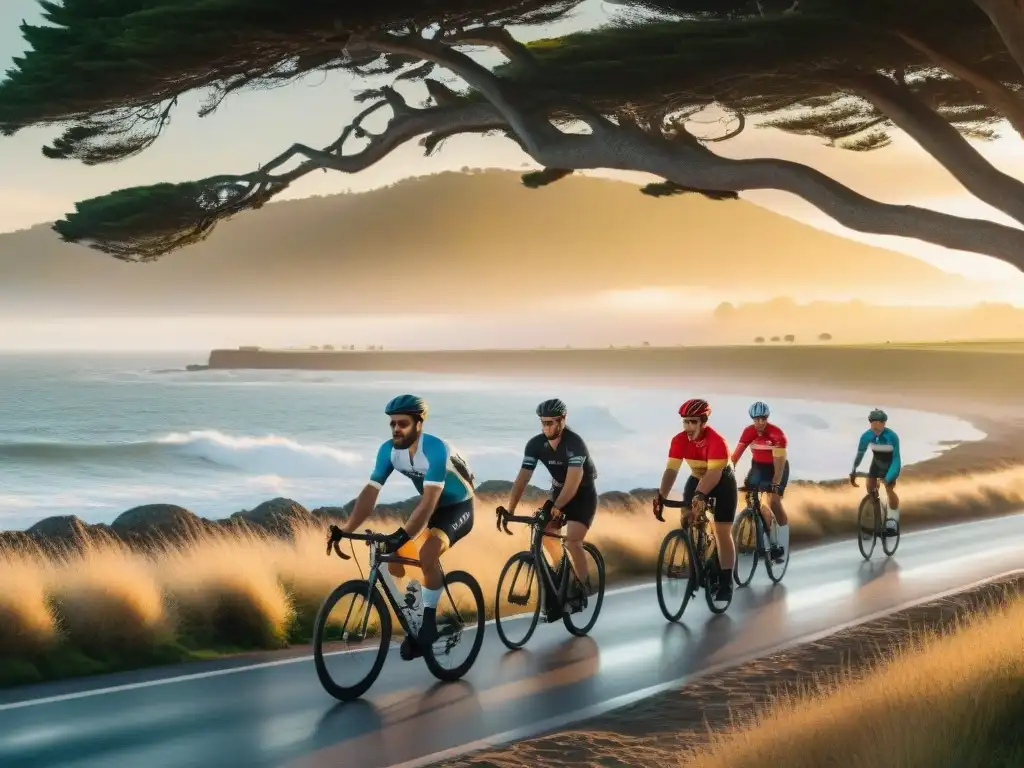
[516,3,1010,149]
[0,0,582,163]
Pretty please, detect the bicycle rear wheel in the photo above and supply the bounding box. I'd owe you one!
[732,509,759,587]
[494,552,542,650]
[857,495,879,561]
[881,498,901,556]
[313,579,391,702]
[563,542,606,637]
[656,529,696,622]
[423,570,486,682]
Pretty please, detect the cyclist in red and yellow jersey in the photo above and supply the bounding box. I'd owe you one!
[653,398,737,602]
[730,400,790,564]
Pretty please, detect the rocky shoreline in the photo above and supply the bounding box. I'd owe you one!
[0,479,682,555]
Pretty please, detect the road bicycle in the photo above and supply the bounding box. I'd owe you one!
[312,524,485,701]
[852,472,901,560]
[492,505,606,650]
[656,496,732,621]
[732,482,789,586]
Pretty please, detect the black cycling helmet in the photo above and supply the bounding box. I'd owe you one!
[385,394,428,419]
[868,408,888,422]
[536,398,567,418]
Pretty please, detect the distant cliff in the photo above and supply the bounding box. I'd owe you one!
[205,343,1024,406]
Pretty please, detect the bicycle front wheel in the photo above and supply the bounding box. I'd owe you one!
[732,509,759,587]
[313,579,391,702]
[703,536,732,615]
[857,495,879,561]
[563,542,606,637]
[423,570,486,682]
[656,529,696,622]
[494,552,542,650]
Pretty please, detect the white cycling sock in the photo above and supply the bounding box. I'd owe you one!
[422,586,443,609]
[888,507,900,524]
[779,524,790,550]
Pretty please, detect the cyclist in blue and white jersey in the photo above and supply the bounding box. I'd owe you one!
[340,394,475,655]
[849,408,902,533]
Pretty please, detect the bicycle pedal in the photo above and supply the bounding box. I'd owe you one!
[509,594,529,606]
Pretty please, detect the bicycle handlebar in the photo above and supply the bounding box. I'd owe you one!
[325,524,391,560]
[738,483,775,493]
[494,505,548,535]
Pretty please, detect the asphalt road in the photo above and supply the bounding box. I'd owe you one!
[2,512,1022,768]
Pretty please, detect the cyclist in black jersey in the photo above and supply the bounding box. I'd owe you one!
[505,398,598,612]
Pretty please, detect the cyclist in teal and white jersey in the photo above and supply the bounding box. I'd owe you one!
[849,408,902,534]
[340,394,475,656]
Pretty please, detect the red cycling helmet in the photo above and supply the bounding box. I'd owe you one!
[679,398,711,418]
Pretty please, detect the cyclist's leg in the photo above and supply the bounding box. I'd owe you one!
[711,472,738,598]
[561,485,597,591]
[391,535,423,579]
[883,478,900,528]
[541,495,564,570]
[768,461,790,559]
[417,498,474,643]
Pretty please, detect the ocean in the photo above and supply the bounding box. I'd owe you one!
[0,352,986,531]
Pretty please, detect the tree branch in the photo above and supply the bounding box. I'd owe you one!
[832,69,1024,226]
[364,32,565,156]
[897,29,1024,140]
[443,26,540,72]
[54,93,506,261]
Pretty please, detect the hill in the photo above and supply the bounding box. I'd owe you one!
[0,169,975,316]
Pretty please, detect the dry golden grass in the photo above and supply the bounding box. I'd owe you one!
[684,586,1024,767]
[2,463,1024,686]
[49,540,174,657]
[0,550,58,656]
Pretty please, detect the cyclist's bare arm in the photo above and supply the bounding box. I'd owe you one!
[343,484,382,532]
[729,442,749,468]
[403,484,443,538]
[507,466,534,513]
[553,466,584,509]
[772,449,787,484]
[658,466,680,498]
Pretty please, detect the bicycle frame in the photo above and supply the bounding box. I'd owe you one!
[328,527,454,641]
[496,507,579,611]
[741,484,777,542]
[662,497,719,576]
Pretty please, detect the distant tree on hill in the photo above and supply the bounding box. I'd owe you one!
[770,335,781,342]
[754,336,765,343]
[784,334,796,342]
[818,332,833,341]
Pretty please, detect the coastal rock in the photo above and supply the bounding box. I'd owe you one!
[473,479,549,502]
[230,497,314,536]
[112,504,208,541]
[27,515,96,542]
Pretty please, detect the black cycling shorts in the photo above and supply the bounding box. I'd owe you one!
[868,455,898,485]
[427,497,474,548]
[550,482,598,528]
[745,460,790,497]
[683,468,738,524]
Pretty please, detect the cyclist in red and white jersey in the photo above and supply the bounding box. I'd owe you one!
[730,400,790,563]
